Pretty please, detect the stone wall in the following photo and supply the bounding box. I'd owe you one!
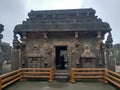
[21,31,104,69]
[113,44,120,65]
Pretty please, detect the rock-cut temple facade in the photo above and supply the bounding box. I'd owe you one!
[12,8,115,71]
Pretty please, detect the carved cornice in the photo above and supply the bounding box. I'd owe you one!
[14,8,111,34]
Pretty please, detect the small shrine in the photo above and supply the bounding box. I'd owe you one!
[12,8,115,71]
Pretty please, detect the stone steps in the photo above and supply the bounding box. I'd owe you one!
[54,70,69,82]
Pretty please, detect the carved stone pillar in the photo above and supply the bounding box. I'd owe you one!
[96,31,105,68]
[43,33,52,68]
[11,33,20,70]
[105,32,115,71]
[67,46,72,69]
[20,33,27,68]
[71,40,80,68]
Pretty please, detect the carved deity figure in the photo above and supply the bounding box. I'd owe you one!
[81,43,95,58]
[12,34,20,70]
[105,32,115,71]
[29,44,42,57]
[43,41,52,67]
[72,41,80,66]
[27,44,43,68]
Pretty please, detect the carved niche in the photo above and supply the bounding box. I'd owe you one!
[81,43,96,68]
[27,44,43,68]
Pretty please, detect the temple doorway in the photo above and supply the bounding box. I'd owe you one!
[55,46,68,70]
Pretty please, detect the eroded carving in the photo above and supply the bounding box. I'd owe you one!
[43,41,52,67]
[72,41,80,66]
[81,43,95,58]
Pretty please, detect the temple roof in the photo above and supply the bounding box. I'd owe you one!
[14,8,111,33]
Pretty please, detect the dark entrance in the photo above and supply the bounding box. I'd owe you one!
[55,46,68,70]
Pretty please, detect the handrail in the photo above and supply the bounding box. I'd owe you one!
[0,67,119,90]
[71,68,105,71]
[70,68,120,89]
[70,68,105,83]
[105,69,120,88]
[0,67,54,90]
[21,68,52,71]
[0,69,21,90]
[1,69,21,78]
[21,67,54,82]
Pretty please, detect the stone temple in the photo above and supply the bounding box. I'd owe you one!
[12,8,115,72]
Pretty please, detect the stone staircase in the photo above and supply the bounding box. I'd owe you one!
[54,70,69,82]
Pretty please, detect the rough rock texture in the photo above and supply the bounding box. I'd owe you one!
[113,44,120,65]
[0,23,12,74]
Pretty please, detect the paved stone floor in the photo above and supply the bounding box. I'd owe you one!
[4,81,118,90]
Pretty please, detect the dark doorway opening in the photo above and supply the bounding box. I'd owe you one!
[55,46,68,70]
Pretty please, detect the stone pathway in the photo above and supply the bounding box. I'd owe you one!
[4,81,118,90]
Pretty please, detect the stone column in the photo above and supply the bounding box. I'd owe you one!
[43,33,52,67]
[96,31,105,68]
[71,32,80,67]
[11,33,20,70]
[67,46,72,70]
[105,32,115,71]
[20,33,26,68]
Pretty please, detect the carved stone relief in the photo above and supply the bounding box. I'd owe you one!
[71,41,80,67]
[81,43,95,58]
[81,42,96,68]
[27,44,43,68]
[43,40,52,67]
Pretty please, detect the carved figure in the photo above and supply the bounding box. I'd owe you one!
[43,42,52,67]
[72,41,80,66]
[81,43,95,58]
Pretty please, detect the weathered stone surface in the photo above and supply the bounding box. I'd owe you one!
[113,44,120,65]
[14,8,111,33]
[105,32,115,71]
[12,8,115,72]
[0,24,12,74]
[1,42,11,61]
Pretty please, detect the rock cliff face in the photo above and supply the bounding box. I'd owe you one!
[113,44,120,65]
[1,42,12,61]
[0,23,12,74]
[1,42,12,74]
